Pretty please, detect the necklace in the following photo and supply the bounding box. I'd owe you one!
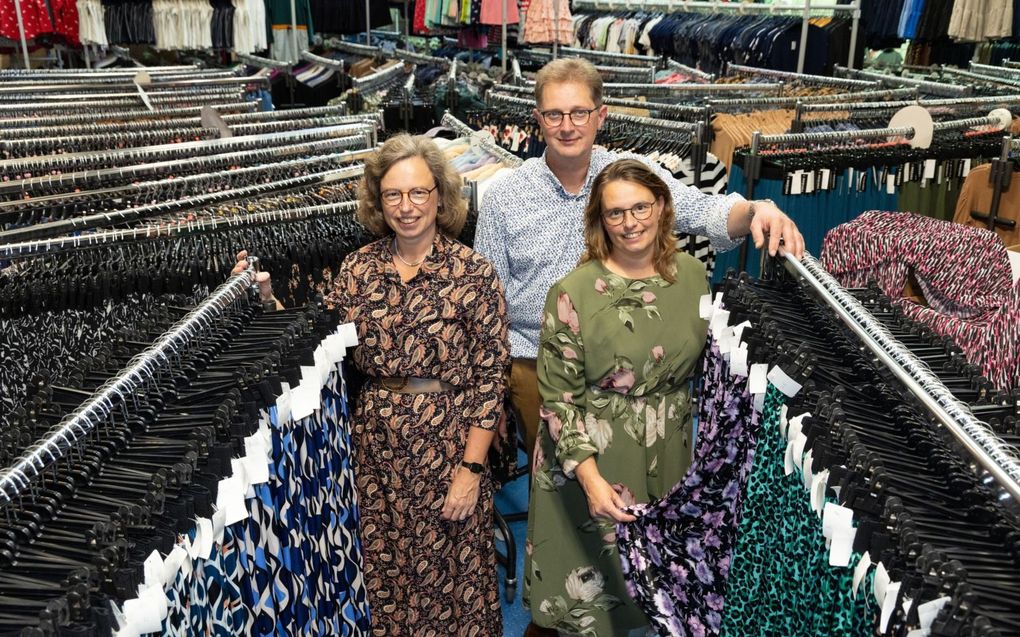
[392,237,430,267]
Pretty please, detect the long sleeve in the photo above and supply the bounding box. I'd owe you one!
[459,260,511,431]
[620,151,745,253]
[474,186,512,295]
[537,283,598,476]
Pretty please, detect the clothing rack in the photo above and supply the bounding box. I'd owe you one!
[322,38,384,61]
[0,145,375,216]
[0,64,199,77]
[0,75,267,93]
[969,61,1020,79]
[665,58,714,82]
[940,66,1020,91]
[238,53,292,71]
[300,50,346,73]
[0,103,260,128]
[527,46,659,68]
[709,87,919,110]
[0,199,362,258]
[440,111,524,168]
[0,166,363,243]
[602,81,785,96]
[783,252,1020,506]
[352,62,406,92]
[835,66,971,98]
[0,139,374,196]
[0,261,259,510]
[736,113,1009,269]
[727,63,876,90]
[0,123,376,175]
[0,106,354,139]
[392,48,451,69]
[602,96,709,121]
[572,0,862,72]
[793,94,1020,130]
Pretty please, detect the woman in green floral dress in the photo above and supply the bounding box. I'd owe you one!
[525,159,710,636]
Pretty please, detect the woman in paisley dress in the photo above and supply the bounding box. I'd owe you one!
[240,133,510,636]
[525,159,709,636]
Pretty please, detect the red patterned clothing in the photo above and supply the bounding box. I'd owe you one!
[325,232,510,637]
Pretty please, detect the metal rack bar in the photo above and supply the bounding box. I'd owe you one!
[969,61,1020,78]
[321,38,383,59]
[440,111,524,167]
[798,93,1020,113]
[836,67,971,97]
[784,252,1020,506]
[299,51,345,72]
[0,65,199,76]
[756,113,1002,146]
[666,58,714,82]
[556,46,659,67]
[0,198,363,259]
[486,92,697,131]
[0,263,259,510]
[0,75,268,93]
[941,66,1020,90]
[0,103,259,128]
[573,0,858,11]
[710,87,919,109]
[602,96,707,118]
[352,62,406,92]
[392,48,451,69]
[603,81,785,95]
[727,63,876,89]
[238,53,292,71]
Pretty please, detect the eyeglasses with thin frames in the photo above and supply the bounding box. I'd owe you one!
[602,201,656,226]
[381,185,438,207]
[538,107,599,127]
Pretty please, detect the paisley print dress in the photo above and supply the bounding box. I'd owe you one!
[325,233,510,637]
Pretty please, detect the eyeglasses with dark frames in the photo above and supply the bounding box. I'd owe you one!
[380,185,438,206]
[602,201,656,226]
[538,108,599,127]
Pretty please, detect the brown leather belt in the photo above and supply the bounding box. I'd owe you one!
[377,376,457,394]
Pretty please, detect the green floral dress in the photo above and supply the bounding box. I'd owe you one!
[525,254,709,636]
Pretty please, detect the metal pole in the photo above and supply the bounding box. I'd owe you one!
[553,0,559,60]
[847,1,860,70]
[366,0,372,47]
[289,0,299,62]
[796,0,811,74]
[12,0,31,70]
[502,0,508,73]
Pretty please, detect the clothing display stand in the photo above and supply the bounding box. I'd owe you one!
[0,262,260,508]
[792,94,1020,131]
[11,0,31,70]
[836,66,972,98]
[572,0,862,72]
[739,112,1010,270]
[783,252,1020,505]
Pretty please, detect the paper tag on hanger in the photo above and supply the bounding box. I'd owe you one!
[753,392,765,413]
[805,170,816,193]
[852,551,872,599]
[730,343,749,377]
[879,581,901,632]
[822,502,852,540]
[243,437,271,486]
[801,448,814,490]
[731,320,751,345]
[325,334,346,363]
[230,458,249,493]
[709,309,730,337]
[820,168,832,190]
[122,592,162,634]
[886,173,896,195]
[917,597,951,630]
[217,476,248,526]
[143,550,164,589]
[717,326,734,358]
[195,517,213,560]
[275,388,292,424]
[811,469,828,515]
[792,432,808,470]
[162,545,187,588]
[748,364,768,395]
[200,105,234,139]
[767,365,802,397]
[874,562,891,607]
[790,170,804,195]
[962,158,972,177]
[699,293,713,320]
[339,322,359,347]
[936,161,944,185]
[923,159,936,180]
[314,345,330,386]
[211,509,227,545]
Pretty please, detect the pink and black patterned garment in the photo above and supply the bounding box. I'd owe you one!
[821,210,1020,391]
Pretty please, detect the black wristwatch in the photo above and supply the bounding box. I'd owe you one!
[460,460,485,474]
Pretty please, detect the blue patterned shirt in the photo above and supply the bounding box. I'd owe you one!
[475,147,745,359]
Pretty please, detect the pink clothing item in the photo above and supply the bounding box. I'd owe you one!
[479,0,518,25]
[523,0,571,44]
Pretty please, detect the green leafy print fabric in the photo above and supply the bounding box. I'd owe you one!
[525,254,709,635]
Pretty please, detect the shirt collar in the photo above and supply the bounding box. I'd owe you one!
[379,232,452,280]
[539,147,608,199]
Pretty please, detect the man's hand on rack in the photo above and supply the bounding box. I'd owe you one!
[750,200,805,259]
[233,250,283,310]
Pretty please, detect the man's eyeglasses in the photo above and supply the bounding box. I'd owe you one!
[602,202,656,226]
[538,107,599,127]
[381,185,438,206]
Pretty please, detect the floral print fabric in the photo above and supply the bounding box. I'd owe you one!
[325,233,510,637]
[525,254,709,635]
[616,341,760,637]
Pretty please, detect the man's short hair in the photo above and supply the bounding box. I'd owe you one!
[534,58,603,107]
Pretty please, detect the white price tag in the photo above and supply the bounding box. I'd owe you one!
[748,364,768,395]
[767,365,802,397]
[852,551,872,598]
[730,344,749,377]
[698,293,713,320]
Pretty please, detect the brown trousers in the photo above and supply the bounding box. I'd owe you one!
[508,358,541,461]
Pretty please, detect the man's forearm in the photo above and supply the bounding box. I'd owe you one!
[726,199,753,240]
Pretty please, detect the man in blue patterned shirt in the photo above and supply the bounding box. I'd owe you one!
[474,58,805,483]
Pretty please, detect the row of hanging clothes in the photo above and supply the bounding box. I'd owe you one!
[75,0,267,52]
[618,253,1020,637]
[0,63,397,636]
[567,6,864,76]
[718,97,1020,281]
